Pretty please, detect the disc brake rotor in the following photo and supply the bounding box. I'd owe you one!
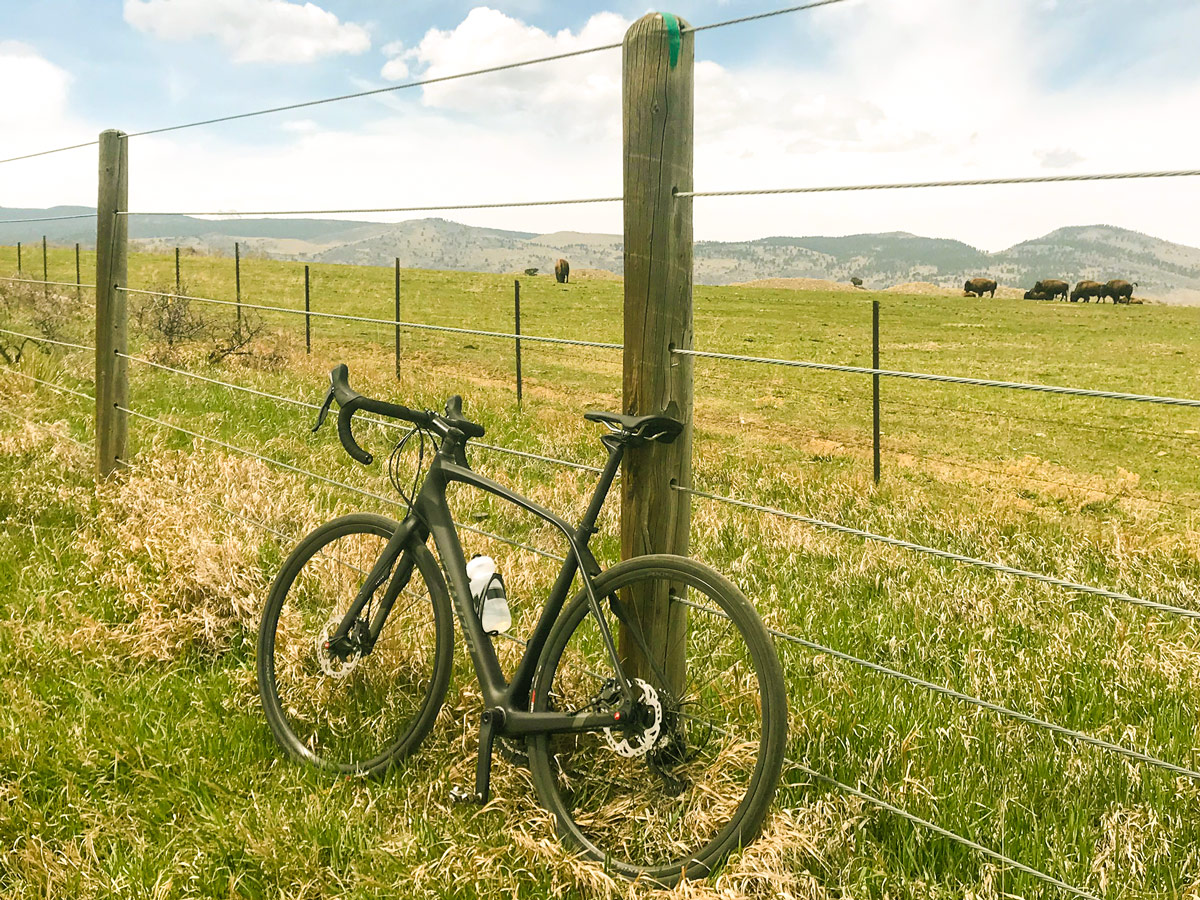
[315,617,361,678]
[603,678,662,758]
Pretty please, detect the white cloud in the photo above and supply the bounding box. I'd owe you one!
[5,3,1200,256]
[123,0,370,64]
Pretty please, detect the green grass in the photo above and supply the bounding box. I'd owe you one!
[1,245,1198,898]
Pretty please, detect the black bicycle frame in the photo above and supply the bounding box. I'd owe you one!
[332,428,635,740]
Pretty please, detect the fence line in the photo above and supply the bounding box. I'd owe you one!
[117,405,565,563]
[120,196,622,218]
[677,168,1200,198]
[0,213,95,224]
[0,327,94,352]
[0,275,97,290]
[5,368,94,401]
[117,352,600,473]
[676,347,1200,408]
[677,484,1200,620]
[0,406,93,452]
[115,286,624,349]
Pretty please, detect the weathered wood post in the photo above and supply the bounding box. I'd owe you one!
[95,129,129,478]
[620,12,693,687]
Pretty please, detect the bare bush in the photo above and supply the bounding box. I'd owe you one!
[131,282,209,358]
[208,309,264,364]
[0,278,75,363]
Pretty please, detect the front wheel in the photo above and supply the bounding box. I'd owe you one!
[527,554,787,885]
[257,513,453,777]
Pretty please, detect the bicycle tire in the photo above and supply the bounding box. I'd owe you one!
[527,554,787,884]
[257,513,453,777]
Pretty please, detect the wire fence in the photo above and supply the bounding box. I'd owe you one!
[2,0,1198,894]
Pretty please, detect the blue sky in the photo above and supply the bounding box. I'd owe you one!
[2,1,1199,249]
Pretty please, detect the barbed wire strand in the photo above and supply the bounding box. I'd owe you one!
[679,597,1200,781]
[120,197,621,218]
[117,405,566,563]
[676,484,1200,620]
[0,326,95,352]
[0,275,97,289]
[115,286,623,349]
[116,352,600,472]
[677,169,1200,198]
[677,347,1200,408]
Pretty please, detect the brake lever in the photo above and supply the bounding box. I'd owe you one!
[312,385,336,433]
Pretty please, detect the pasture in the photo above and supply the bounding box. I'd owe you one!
[1,245,1198,899]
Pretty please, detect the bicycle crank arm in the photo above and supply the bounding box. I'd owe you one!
[452,707,503,806]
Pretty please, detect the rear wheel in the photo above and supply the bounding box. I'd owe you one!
[527,554,787,884]
[257,513,453,776]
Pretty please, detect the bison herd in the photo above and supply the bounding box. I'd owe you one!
[964,277,1139,304]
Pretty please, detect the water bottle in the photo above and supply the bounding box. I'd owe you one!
[466,555,511,634]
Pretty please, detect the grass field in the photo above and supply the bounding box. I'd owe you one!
[1,245,1198,899]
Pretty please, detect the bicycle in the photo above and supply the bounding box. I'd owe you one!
[256,364,788,884]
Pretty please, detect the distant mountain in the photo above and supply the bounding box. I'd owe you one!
[4,208,1199,303]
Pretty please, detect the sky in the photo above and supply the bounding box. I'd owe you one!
[1,0,1199,251]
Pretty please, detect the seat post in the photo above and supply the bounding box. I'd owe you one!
[576,435,626,541]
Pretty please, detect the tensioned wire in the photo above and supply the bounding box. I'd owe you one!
[0,275,97,289]
[0,326,94,352]
[115,352,602,473]
[117,404,566,563]
[675,484,1200,620]
[0,0,850,164]
[0,404,1106,899]
[0,213,94,223]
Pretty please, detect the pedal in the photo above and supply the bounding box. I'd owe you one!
[449,785,484,805]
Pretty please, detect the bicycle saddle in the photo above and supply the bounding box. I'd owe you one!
[584,410,684,444]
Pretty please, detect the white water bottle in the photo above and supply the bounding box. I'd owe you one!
[467,555,511,634]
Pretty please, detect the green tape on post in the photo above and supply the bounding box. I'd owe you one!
[662,12,681,68]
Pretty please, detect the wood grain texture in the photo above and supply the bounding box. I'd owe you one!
[95,130,128,479]
[620,12,693,686]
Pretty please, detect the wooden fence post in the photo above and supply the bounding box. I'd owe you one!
[95,129,129,479]
[513,279,523,406]
[620,12,693,688]
[872,300,881,483]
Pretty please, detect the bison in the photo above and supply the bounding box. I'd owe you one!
[1024,290,1050,301]
[964,277,997,297]
[1033,279,1069,301]
[1102,279,1136,304]
[1071,280,1104,303]
[554,258,570,284]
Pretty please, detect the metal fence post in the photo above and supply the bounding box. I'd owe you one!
[872,300,881,483]
[41,235,48,298]
[95,129,129,479]
[514,279,523,406]
[304,265,311,354]
[234,240,242,327]
[175,246,181,293]
[75,242,81,303]
[394,258,401,379]
[16,241,20,275]
[620,12,694,687]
